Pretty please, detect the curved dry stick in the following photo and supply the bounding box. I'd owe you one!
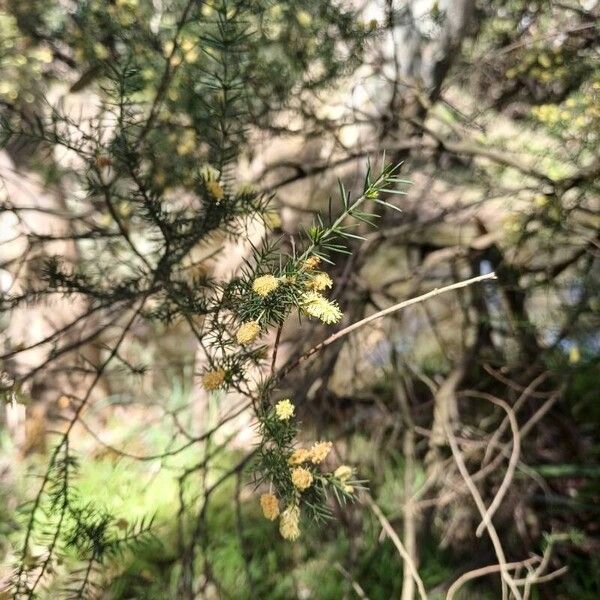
[444,420,522,600]
[482,372,549,466]
[521,537,566,599]
[518,567,568,588]
[364,494,428,600]
[335,563,371,600]
[280,272,497,378]
[447,557,566,600]
[447,557,538,600]
[418,388,562,512]
[520,390,562,439]
[473,394,521,538]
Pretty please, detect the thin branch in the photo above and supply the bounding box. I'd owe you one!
[280,272,497,378]
[447,557,538,600]
[335,563,371,600]
[364,494,428,600]
[444,420,522,600]
[474,395,520,538]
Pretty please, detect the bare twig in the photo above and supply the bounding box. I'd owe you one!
[335,563,371,600]
[474,395,520,538]
[280,272,497,378]
[444,421,522,600]
[482,372,549,466]
[447,557,538,600]
[364,494,428,600]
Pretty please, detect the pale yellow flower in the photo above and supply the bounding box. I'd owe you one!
[296,9,312,27]
[279,505,301,541]
[288,448,311,466]
[252,274,280,297]
[260,493,280,521]
[334,465,353,481]
[291,467,313,491]
[275,399,295,421]
[206,179,224,201]
[236,320,261,345]
[263,210,282,230]
[201,368,225,391]
[303,256,321,270]
[569,345,580,364]
[301,291,343,324]
[310,441,332,464]
[306,272,333,291]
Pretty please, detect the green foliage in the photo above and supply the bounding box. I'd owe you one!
[0,0,404,592]
[1,0,599,597]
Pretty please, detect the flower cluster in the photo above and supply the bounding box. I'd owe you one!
[236,320,261,345]
[306,272,333,291]
[201,368,226,391]
[200,165,225,201]
[201,259,342,391]
[289,441,332,466]
[206,179,225,201]
[275,398,294,420]
[260,493,280,521]
[252,274,280,297]
[196,164,401,539]
[257,399,360,541]
[300,291,343,324]
[291,467,313,491]
[303,255,321,270]
[279,505,301,541]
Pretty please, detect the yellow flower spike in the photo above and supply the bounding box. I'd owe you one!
[288,448,311,466]
[300,291,343,324]
[306,272,333,291]
[252,274,280,297]
[291,467,313,491]
[236,320,261,345]
[303,256,321,270]
[334,465,353,482]
[201,368,225,391]
[310,441,333,464]
[206,179,224,201]
[275,399,295,421]
[260,493,280,521]
[279,505,301,541]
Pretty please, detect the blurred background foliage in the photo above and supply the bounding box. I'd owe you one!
[1,0,599,598]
